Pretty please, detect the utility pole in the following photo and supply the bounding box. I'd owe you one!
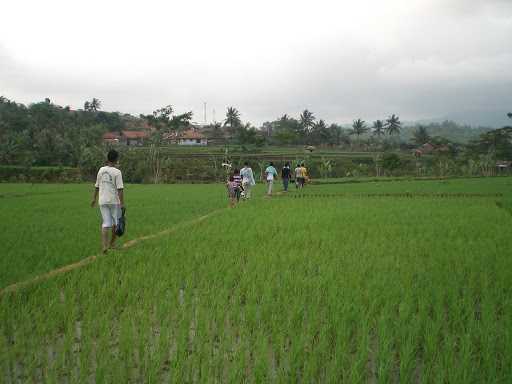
[203,102,207,125]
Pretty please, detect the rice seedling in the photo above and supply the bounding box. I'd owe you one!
[1,177,511,382]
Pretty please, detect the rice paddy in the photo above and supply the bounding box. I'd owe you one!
[1,177,512,383]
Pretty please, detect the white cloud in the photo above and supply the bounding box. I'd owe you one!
[1,0,511,126]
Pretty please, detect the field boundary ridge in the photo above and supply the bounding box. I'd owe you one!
[0,208,225,296]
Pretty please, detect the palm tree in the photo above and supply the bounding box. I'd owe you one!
[351,118,368,137]
[314,119,327,134]
[412,125,431,145]
[311,119,329,145]
[224,107,241,136]
[507,112,512,120]
[299,109,315,134]
[83,101,90,111]
[90,98,101,112]
[385,114,401,135]
[372,120,385,137]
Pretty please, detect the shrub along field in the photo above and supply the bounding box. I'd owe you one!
[1,178,512,382]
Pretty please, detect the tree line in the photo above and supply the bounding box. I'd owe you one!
[1,96,510,170]
[0,96,127,166]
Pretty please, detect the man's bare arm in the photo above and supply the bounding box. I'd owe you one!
[118,189,124,207]
[91,188,99,207]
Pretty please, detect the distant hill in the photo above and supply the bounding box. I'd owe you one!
[400,121,492,143]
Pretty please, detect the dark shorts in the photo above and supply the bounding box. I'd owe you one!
[297,177,305,186]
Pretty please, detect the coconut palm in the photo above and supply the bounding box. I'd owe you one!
[224,107,241,136]
[372,120,385,137]
[351,118,368,137]
[412,125,431,145]
[299,109,315,133]
[279,114,289,122]
[507,112,512,120]
[224,107,241,127]
[385,114,401,135]
[90,98,101,112]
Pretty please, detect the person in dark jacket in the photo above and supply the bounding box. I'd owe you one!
[281,162,291,192]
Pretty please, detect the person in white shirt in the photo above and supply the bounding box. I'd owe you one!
[91,150,125,253]
[240,162,255,199]
[264,162,278,196]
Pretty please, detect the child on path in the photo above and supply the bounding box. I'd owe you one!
[233,169,244,201]
[265,162,278,196]
[91,149,125,254]
[226,176,238,207]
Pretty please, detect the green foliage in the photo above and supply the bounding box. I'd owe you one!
[351,118,368,137]
[381,153,402,175]
[0,97,125,166]
[224,106,242,133]
[372,120,385,137]
[412,125,431,145]
[0,166,81,183]
[467,127,512,161]
[299,109,315,135]
[385,114,401,135]
[401,120,491,144]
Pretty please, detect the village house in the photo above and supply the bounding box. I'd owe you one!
[162,131,178,144]
[102,132,121,144]
[177,129,208,146]
[102,130,150,146]
[496,160,512,173]
[121,131,149,146]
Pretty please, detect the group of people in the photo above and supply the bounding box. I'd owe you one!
[226,162,256,207]
[226,161,309,206]
[91,150,311,253]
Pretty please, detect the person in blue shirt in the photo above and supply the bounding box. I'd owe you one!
[264,162,278,196]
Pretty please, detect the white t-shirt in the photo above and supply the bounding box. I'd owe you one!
[240,167,255,186]
[95,166,124,205]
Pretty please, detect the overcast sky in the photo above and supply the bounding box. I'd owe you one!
[1,0,511,127]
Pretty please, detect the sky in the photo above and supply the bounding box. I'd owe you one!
[1,0,511,127]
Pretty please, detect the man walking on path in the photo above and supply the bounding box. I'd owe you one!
[300,163,309,187]
[265,162,278,196]
[295,163,304,189]
[240,162,255,199]
[281,162,291,192]
[91,150,125,254]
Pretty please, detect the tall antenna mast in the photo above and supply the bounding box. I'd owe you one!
[203,102,207,124]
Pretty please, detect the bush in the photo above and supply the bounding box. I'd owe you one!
[0,166,82,183]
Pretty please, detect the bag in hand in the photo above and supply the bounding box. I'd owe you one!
[116,207,126,236]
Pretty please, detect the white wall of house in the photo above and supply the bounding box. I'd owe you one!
[178,138,207,146]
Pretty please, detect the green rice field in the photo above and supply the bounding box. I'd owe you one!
[1,177,512,382]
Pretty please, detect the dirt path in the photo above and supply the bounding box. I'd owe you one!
[0,208,225,296]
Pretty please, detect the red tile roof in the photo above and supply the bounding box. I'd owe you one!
[103,132,120,140]
[122,130,149,139]
[179,129,205,139]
